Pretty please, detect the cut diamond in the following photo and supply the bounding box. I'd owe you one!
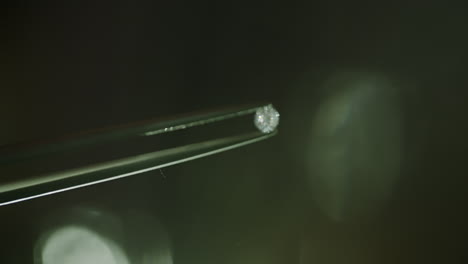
[254,105,280,133]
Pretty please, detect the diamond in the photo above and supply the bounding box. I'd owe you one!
[254,105,280,133]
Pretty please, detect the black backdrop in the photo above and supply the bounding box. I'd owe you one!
[1,1,468,263]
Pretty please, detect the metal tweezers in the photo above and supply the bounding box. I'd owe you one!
[0,103,279,206]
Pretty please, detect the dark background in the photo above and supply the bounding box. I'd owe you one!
[1,1,468,263]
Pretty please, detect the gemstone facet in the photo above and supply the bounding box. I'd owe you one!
[254,105,280,133]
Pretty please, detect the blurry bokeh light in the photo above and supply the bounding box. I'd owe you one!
[306,73,401,221]
[40,225,129,264]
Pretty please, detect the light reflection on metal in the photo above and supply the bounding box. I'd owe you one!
[143,108,258,136]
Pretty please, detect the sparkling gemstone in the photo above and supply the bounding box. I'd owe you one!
[254,105,280,133]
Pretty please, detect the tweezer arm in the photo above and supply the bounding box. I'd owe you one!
[0,131,275,207]
[0,104,264,164]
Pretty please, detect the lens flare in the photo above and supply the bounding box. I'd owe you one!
[307,73,401,221]
[40,225,129,264]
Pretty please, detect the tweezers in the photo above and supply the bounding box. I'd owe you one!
[0,103,280,206]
